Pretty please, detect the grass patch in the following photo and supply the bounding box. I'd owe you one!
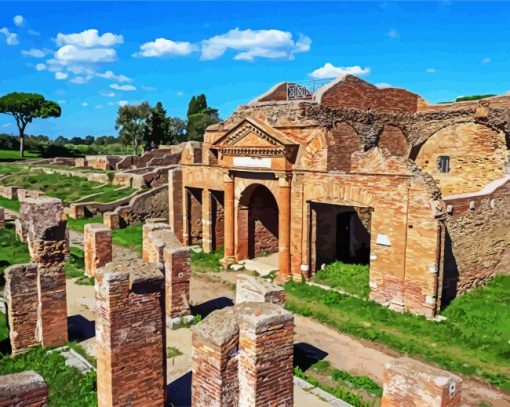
[285,278,510,391]
[190,246,224,273]
[63,247,93,285]
[91,188,135,203]
[313,261,370,298]
[0,346,97,406]
[112,225,143,254]
[0,150,40,160]
[0,313,8,343]
[0,196,20,211]
[166,346,183,358]
[67,216,103,232]
[0,223,31,287]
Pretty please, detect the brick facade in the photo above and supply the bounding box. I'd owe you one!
[0,371,48,407]
[84,223,112,278]
[382,357,462,406]
[235,274,285,305]
[95,260,166,407]
[192,302,294,407]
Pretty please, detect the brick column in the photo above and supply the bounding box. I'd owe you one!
[277,173,292,282]
[103,212,120,230]
[0,207,4,229]
[84,223,112,278]
[382,357,462,407]
[192,308,239,407]
[4,263,39,355]
[163,243,191,320]
[168,167,184,243]
[96,261,166,407]
[221,172,235,267]
[0,371,48,406]
[237,302,294,407]
[142,221,171,264]
[201,189,213,253]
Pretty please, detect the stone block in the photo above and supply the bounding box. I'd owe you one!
[163,241,191,319]
[382,357,462,407]
[142,222,171,264]
[235,274,285,305]
[103,211,120,230]
[0,371,48,407]
[84,223,112,278]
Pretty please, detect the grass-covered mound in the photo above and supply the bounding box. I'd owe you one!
[313,261,369,298]
[285,276,510,391]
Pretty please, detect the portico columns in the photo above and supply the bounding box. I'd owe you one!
[277,173,292,282]
[220,172,236,268]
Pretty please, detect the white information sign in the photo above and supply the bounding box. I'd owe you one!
[233,156,271,168]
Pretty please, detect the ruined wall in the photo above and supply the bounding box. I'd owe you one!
[113,185,168,227]
[247,185,279,258]
[442,178,510,304]
[379,125,409,157]
[235,274,285,305]
[84,224,112,278]
[0,371,48,407]
[415,123,507,195]
[212,190,225,249]
[95,261,166,407]
[186,187,203,245]
[327,121,364,172]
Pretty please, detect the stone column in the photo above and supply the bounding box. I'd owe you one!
[192,308,239,407]
[84,224,112,278]
[237,302,294,407]
[163,243,191,321]
[95,260,166,407]
[201,189,213,253]
[382,357,462,407]
[168,167,184,244]
[142,221,171,264]
[277,173,292,282]
[221,172,235,267]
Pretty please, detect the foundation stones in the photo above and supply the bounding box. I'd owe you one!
[235,274,285,305]
[84,223,112,278]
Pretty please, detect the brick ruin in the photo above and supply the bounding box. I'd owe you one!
[168,73,510,317]
[235,274,285,305]
[192,302,294,407]
[95,260,167,407]
[0,371,49,407]
[4,196,68,353]
[0,207,4,229]
[382,357,462,406]
[84,223,112,278]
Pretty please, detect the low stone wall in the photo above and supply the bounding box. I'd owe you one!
[39,167,110,184]
[0,371,48,407]
[51,157,76,166]
[0,185,19,199]
[235,274,285,305]
[68,189,139,219]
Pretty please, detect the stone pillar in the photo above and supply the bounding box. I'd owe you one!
[103,212,120,230]
[192,308,239,407]
[168,167,184,243]
[221,172,235,267]
[201,189,213,253]
[237,302,294,407]
[95,260,166,407]
[4,263,39,355]
[235,274,285,306]
[142,221,171,264]
[84,224,112,278]
[277,173,292,282]
[382,357,462,407]
[163,243,191,320]
[0,371,48,406]
[0,207,4,229]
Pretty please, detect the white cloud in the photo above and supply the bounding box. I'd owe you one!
[141,85,157,92]
[82,102,88,107]
[482,57,491,64]
[110,83,136,91]
[96,70,132,82]
[57,99,66,104]
[55,29,123,48]
[176,91,184,96]
[376,82,392,89]
[2,123,11,128]
[118,100,128,107]
[35,63,46,71]
[426,68,436,73]
[107,101,115,106]
[200,28,311,61]
[22,48,47,58]
[28,29,40,36]
[387,28,399,39]
[54,45,117,64]
[13,15,24,27]
[101,91,116,97]
[309,63,370,79]
[55,72,68,80]
[133,38,196,57]
[0,28,19,45]
[70,76,88,84]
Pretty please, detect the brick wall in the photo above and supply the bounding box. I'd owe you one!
[4,263,39,355]
[0,371,48,407]
[378,125,409,157]
[248,185,279,258]
[186,187,203,246]
[235,274,285,305]
[84,223,112,278]
[142,221,171,265]
[382,357,462,406]
[163,243,191,319]
[257,82,289,102]
[327,122,363,172]
[95,261,166,407]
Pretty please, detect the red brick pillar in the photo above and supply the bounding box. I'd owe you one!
[168,167,184,243]
[237,302,294,407]
[142,221,171,264]
[0,207,4,229]
[0,371,48,406]
[4,263,39,355]
[191,307,239,407]
[163,243,191,320]
[201,189,213,253]
[221,172,235,267]
[277,173,292,282]
[84,223,112,278]
[103,212,120,230]
[96,260,166,407]
[382,357,462,407]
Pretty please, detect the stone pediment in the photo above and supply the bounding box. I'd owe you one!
[212,118,298,157]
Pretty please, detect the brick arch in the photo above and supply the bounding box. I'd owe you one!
[311,183,381,209]
[299,130,329,170]
[378,125,409,157]
[327,121,364,172]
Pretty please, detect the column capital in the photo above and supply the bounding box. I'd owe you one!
[276,172,292,187]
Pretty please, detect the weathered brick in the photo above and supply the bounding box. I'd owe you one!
[0,371,48,407]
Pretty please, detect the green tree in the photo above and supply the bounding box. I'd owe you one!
[0,92,61,157]
[144,101,169,149]
[186,94,220,141]
[115,102,151,155]
[166,117,187,144]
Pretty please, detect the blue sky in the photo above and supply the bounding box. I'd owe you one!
[0,1,509,138]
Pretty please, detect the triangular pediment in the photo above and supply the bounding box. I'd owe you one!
[212,118,296,149]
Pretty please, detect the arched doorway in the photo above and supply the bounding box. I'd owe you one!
[237,184,279,260]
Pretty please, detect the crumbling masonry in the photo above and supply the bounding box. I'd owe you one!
[84,223,112,278]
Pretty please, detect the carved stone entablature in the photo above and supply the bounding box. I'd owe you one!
[219,147,287,157]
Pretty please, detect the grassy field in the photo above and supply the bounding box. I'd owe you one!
[64,246,94,285]
[0,196,20,211]
[0,169,134,204]
[285,277,510,391]
[0,223,31,286]
[67,216,103,232]
[190,246,224,273]
[111,225,143,254]
[0,149,41,160]
[313,261,370,298]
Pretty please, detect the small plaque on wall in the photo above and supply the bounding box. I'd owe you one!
[233,156,271,168]
[376,234,391,247]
